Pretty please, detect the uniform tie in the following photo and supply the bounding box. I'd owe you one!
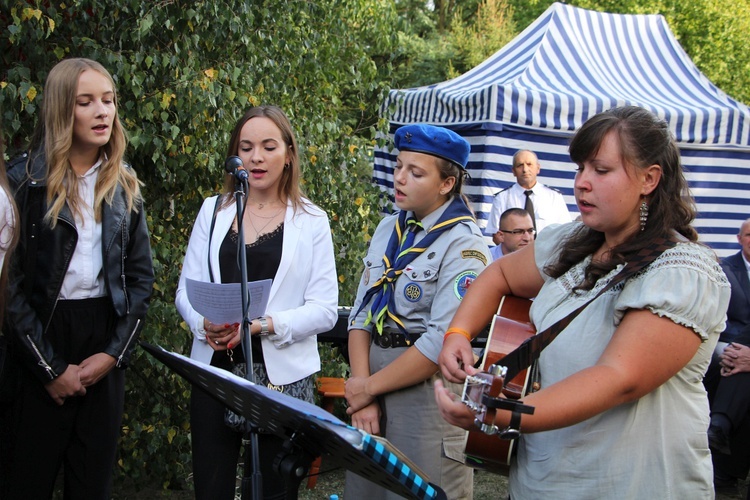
[524,189,536,232]
[400,217,423,255]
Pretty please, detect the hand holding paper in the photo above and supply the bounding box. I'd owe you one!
[185,277,272,325]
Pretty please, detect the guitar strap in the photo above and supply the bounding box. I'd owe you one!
[496,237,678,384]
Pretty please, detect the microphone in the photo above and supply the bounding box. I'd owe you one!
[224,155,248,181]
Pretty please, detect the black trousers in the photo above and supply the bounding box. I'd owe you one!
[705,357,750,481]
[0,297,123,500]
[190,385,290,500]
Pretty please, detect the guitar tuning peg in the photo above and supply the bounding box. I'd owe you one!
[488,364,507,377]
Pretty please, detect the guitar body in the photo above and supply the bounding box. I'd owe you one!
[463,295,535,475]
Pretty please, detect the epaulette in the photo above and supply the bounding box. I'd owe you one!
[6,151,29,172]
[5,152,31,187]
[493,185,512,197]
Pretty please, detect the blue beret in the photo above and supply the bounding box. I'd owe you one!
[394,124,470,170]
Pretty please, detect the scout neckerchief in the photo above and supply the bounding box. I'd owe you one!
[355,196,475,335]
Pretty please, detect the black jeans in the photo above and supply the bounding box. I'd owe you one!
[190,374,292,500]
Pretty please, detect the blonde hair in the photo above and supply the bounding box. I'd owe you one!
[32,58,141,227]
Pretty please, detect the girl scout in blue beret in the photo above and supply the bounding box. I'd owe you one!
[344,124,489,499]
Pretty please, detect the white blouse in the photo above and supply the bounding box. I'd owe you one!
[0,186,15,272]
[60,159,105,299]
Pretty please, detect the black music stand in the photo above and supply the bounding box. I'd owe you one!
[141,342,447,500]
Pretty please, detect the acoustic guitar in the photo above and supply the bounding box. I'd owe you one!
[461,295,536,475]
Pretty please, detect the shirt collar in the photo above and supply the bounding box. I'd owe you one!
[408,197,454,232]
[513,182,537,194]
[78,156,104,179]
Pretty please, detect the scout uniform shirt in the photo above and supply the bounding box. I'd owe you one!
[349,197,490,363]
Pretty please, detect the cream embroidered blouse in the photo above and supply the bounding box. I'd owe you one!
[509,222,730,500]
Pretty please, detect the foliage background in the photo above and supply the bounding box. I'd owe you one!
[2,0,749,493]
[1,0,396,490]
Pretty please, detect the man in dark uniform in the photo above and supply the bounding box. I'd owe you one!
[705,218,750,496]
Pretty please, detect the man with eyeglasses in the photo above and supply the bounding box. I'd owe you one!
[490,208,535,261]
[486,150,571,240]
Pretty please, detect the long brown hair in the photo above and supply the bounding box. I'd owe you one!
[0,129,19,324]
[546,106,697,290]
[29,58,141,227]
[221,105,305,212]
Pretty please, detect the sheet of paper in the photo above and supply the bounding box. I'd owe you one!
[185,277,272,324]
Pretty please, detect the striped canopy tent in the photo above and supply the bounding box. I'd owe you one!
[373,2,750,256]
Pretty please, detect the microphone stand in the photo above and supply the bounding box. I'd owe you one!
[232,176,264,500]
[224,155,310,499]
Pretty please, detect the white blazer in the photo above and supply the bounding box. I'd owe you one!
[175,195,338,385]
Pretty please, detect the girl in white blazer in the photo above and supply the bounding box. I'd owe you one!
[175,195,338,384]
[175,106,337,500]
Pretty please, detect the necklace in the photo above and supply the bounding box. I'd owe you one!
[248,198,281,210]
[245,207,283,237]
[247,206,283,219]
[248,217,277,237]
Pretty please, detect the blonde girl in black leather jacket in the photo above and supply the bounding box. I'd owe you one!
[0,58,154,500]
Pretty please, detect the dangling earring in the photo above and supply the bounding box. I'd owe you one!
[284,163,290,169]
[639,201,649,231]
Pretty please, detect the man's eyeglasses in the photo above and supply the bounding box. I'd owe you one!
[500,228,536,236]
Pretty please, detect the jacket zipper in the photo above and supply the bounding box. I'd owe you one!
[121,220,130,314]
[42,215,77,336]
[25,334,57,379]
[117,318,140,367]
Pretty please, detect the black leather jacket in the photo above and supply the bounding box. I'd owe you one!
[5,150,154,383]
